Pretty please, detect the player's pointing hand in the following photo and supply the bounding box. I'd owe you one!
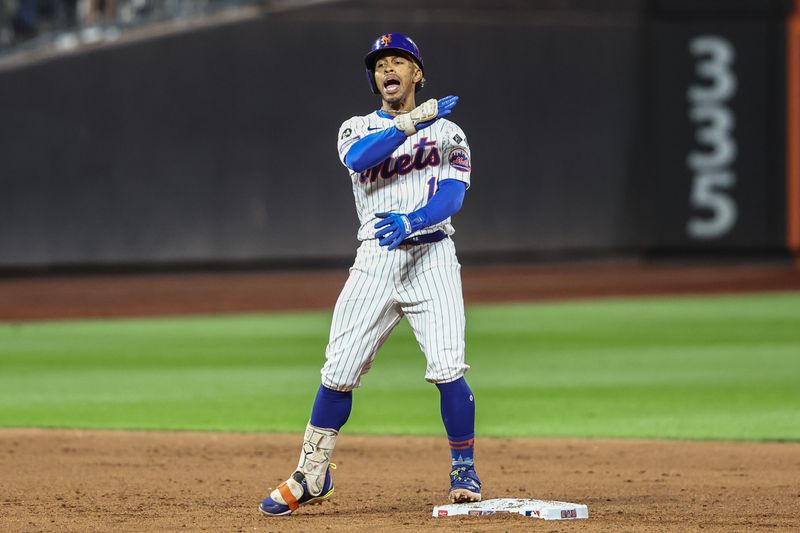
[437,95,459,117]
[417,95,459,131]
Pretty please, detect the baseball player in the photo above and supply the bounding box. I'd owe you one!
[259,32,479,516]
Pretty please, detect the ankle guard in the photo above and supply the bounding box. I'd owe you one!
[296,423,338,496]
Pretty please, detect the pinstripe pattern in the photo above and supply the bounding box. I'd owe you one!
[323,113,471,391]
[321,239,468,390]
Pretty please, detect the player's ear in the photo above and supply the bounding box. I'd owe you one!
[412,65,422,84]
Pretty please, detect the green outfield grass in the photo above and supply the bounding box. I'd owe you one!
[1,292,798,440]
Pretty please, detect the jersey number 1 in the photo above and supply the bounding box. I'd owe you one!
[426,176,438,201]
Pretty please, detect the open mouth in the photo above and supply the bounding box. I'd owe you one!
[383,75,401,95]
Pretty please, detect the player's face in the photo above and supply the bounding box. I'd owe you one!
[373,54,422,104]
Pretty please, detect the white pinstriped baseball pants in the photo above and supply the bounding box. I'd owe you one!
[321,237,469,391]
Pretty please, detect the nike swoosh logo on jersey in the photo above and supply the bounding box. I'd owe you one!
[367,126,381,131]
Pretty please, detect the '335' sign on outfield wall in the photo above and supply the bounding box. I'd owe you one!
[686,35,738,240]
[646,5,785,251]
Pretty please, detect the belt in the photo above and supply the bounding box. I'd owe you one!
[400,230,448,246]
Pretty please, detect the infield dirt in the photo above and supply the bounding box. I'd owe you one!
[2,262,800,531]
[1,429,799,532]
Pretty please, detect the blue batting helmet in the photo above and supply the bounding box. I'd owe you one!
[364,32,425,94]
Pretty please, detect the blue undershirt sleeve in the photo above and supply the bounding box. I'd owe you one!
[408,179,467,230]
[343,126,407,172]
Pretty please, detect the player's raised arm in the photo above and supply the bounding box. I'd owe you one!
[341,96,459,173]
[341,125,405,173]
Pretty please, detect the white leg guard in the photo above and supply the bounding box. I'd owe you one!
[296,423,338,497]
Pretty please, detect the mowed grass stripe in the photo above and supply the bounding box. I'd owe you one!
[0,292,798,440]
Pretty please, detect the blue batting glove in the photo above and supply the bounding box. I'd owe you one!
[374,212,411,250]
[374,212,426,251]
[417,95,459,131]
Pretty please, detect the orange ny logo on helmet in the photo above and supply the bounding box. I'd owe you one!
[380,34,392,46]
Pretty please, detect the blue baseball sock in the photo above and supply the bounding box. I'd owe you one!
[436,377,475,467]
[309,385,352,431]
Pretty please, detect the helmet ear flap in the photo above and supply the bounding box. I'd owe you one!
[366,69,380,94]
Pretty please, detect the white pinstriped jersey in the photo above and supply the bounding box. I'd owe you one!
[337,112,471,241]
